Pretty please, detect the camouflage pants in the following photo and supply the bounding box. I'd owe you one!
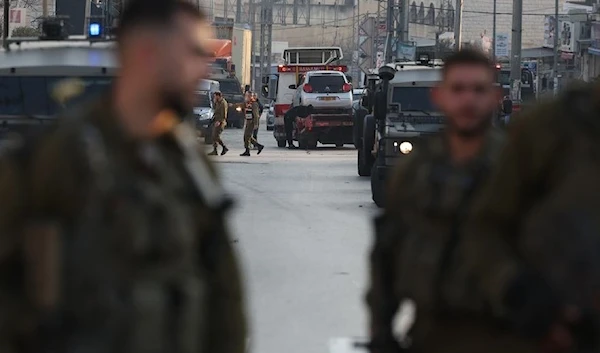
[212,121,226,148]
[243,120,258,149]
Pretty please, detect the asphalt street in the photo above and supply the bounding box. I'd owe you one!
[206,117,379,353]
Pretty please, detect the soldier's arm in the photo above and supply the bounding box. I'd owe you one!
[366,155,417,349]
[198,153,248,353]
[462,101,566,318]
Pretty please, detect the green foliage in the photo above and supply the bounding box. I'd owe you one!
[11,26,40,37]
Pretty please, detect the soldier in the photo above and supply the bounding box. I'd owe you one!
[366,49,516,353]
[240,94,264,156]
[209,91,229,156]
[0,1,247,353]
[252,93,263,143]
[460,80,600,350]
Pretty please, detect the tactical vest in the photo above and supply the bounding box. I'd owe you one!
[391,133,503,314]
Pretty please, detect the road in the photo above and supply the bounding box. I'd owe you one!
[207,120,379,353]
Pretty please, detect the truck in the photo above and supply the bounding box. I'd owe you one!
[212,22,252,88]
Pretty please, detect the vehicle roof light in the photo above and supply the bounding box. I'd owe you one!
[277,65,348,73]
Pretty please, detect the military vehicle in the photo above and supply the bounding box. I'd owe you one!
[359,55,444,207]
[0,17,117,138]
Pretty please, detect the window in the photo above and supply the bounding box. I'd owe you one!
[418,2,425,24]
[426,3,435,25]
[0,76,113,116]
[391,87,436,112]
[0,77,24,115]
[195,92,212,107]
[217,79,242,94]
[410,2,418,23]
[307,74,346,93]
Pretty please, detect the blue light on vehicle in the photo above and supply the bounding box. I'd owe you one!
[89,23,101,37]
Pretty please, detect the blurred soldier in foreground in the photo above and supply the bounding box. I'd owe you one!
[366,50,512,353]
[461,80,600,350]
[209,91,229,156]
[240,93,264,156]
[0,1,247,352]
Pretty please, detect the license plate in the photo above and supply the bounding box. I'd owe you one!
[318,97,337,101]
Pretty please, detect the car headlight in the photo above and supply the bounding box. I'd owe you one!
[235,106,242,112]
[394,141,412,154]
[197,112,212,121]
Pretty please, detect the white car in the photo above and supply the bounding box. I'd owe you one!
[291,70,353,111]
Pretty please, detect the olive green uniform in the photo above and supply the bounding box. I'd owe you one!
[0,95,247,353]
[212,98,228,148]
[461,82,600,347]
[366,130,538,353]
[243,101,260,149]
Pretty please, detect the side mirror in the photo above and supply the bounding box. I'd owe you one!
[261,85,269,98]
[502,99,513,114]
[288,84,296,90]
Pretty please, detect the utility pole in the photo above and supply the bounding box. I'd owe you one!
[552,0,559,94]
[384,0,395,63]
[453,0,463,50]
[250,0,256,90]
[235,0,242,23]
[2,0,8,49]
[42,0,48,17]
[510,0,522,103]
[492,0,496,59]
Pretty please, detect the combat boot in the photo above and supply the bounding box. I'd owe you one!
[208,148,218,156]
[240,148,250,156]
[257,144,264,155]
[221,146,229,156]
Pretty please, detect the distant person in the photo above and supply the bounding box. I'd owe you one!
[252,93,262,142]
[240,94,264,156]
[0,1,247,352]
[208,91,229,156]
[283,104,313,149]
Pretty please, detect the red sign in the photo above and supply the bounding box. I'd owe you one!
[277,65,348,73]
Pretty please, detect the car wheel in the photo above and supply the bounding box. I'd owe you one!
[362,115,376,169]
[336,143,343,148]
[277,139,287,148]
[308,139,318,150]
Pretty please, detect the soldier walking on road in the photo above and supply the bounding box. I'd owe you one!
[366,50,517,353]
[240,94,264,156]
[0,1,247,352]
[209,91,229,156]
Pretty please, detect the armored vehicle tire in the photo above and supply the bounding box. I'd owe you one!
[371,164,384,207]
[277,139,287,148]
[363,115,375,155]
[358,149,371,177]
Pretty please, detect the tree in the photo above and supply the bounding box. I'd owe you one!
[12,26,40,37]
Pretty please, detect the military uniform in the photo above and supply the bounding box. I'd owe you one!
[240,101,263,156]
[366,130,539,353]
[0,94,247,353]
[460,82,600,349]
[210,97,228,155]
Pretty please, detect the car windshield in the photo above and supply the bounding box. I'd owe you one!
[217,79,242,94]
[308,74,346,93]
[0,76,113,116]
[195,92,212,108]
[391,86,436,112]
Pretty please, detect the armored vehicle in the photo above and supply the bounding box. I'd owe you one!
[359,56,444,207]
